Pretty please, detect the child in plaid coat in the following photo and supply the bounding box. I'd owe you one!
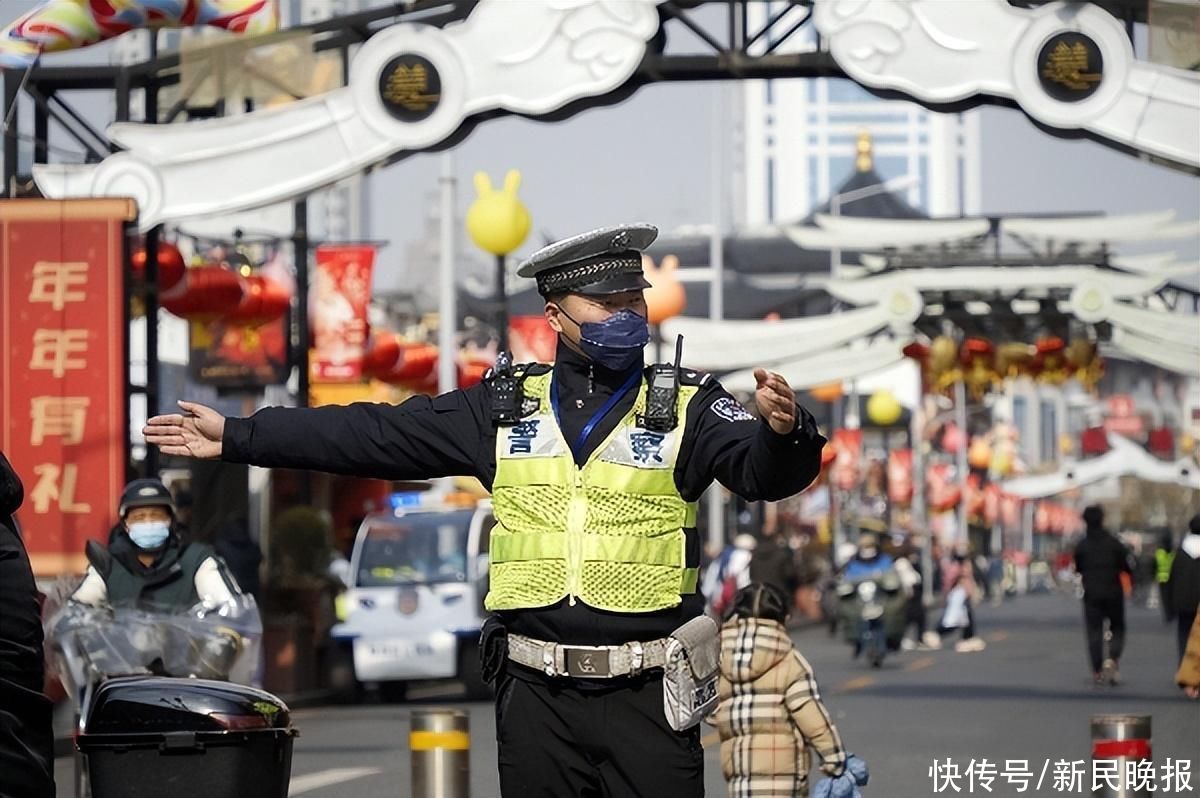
[711,583,866,798]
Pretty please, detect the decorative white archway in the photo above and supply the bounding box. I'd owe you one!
[664,210,1200,391]
[29,0,1200,230]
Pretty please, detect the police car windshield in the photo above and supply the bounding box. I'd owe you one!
[356,510,473,587]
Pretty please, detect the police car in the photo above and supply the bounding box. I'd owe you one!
[330,494,493,701]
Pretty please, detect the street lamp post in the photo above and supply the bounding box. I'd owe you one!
[466,170,531,356]
[825,172,919,557]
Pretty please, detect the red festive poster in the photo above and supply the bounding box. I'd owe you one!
[0,199,134,576]
[311,244,375,381]
[887,448,913,504]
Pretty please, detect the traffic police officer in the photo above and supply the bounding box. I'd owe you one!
[71,478,240,611]
[143,224,827,797]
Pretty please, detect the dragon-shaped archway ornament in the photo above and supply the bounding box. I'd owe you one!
[29,0,1200,231]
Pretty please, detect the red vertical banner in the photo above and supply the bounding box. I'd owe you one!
[311,244,375,382]
[0,199,134,576]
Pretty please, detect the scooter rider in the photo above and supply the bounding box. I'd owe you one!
[71,478,240,611]
[843,531,894,582]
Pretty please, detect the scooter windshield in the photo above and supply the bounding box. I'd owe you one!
[45,594,263,711]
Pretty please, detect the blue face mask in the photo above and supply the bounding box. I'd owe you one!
[559,307,649,372]
[127,521,170,550]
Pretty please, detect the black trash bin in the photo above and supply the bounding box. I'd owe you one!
[77,676,298,798]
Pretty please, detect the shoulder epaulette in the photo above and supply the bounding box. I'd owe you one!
[519,362,552,377]
[678,368,711,387]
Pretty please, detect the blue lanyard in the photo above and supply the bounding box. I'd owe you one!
[551,368,642,461]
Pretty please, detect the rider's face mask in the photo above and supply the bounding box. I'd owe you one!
[555,305,649,372]
[127,521,170,550]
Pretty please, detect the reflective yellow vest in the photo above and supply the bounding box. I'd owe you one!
[487,370,700,613]
[1156,549,1175,584]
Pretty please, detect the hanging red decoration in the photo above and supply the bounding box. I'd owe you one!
[131,240,186,291]
[362,333,403,378]
[1147,427,1175,457]
[887,449,913,504]
[375,343,438,385]
[961,338,999,400]
[927,463,962,513]
[1033,336,1069,384]
[222,275,290,327]
[160,266,244,321]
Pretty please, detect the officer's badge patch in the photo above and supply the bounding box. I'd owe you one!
[520,396,540,417]
[710,397,755,423]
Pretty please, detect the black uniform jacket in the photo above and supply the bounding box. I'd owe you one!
[223,340,826,645]
[0,450,55,798]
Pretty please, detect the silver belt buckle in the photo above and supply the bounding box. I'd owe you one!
[563,645,611,678]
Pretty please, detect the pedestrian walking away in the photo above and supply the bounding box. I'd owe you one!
[143,223,828,798]
[1164,514,1200,666]
[1074,505,1135,686]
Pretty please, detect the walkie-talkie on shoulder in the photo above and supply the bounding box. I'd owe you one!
[640,335,683,432]
[489,351,522,426]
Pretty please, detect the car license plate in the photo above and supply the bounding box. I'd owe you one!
[368,641,434,659]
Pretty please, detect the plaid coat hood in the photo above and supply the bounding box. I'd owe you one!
[711,617,846,797]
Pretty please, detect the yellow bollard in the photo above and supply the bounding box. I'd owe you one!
[411,708,469,798]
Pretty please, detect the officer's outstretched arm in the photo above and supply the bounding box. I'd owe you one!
[215,386,491,481]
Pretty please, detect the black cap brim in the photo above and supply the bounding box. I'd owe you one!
[570,273,652,296]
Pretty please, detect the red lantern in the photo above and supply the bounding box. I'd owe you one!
[160,266,244,321]
[376,343,438,385]
[1080,427,1109,456]
[1034,336,1068,384]
[1147,427,1175,457]
[131,240,186,291]
[222,275,289,327]
[362,333,402,378]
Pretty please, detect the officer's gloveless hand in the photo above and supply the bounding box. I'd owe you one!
[753,368,797,435]
[143,401,226,459]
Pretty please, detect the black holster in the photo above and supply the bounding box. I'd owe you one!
[479,616,508,685]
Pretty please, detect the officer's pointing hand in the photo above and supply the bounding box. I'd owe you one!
[143,401,226,460]
[754,368,797,436]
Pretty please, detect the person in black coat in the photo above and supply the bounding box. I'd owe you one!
[0,450,55,798]
[1073,505,1134,686]
[214,515,262,600]
[1165,514,1200,665]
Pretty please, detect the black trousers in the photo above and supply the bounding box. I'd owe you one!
[494,669,705,798]
[1083,595,1126,674]
[0,524,55,798]
[1178,611,1198,665]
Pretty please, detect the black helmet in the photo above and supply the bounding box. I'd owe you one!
[118,478,175,518]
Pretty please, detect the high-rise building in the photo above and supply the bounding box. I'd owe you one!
[739,4,982,223]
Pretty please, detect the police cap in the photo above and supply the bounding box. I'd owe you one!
[118,478,176,518]
[517,223,656,297]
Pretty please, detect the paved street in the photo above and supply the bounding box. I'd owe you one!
[56,592,1198,797]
